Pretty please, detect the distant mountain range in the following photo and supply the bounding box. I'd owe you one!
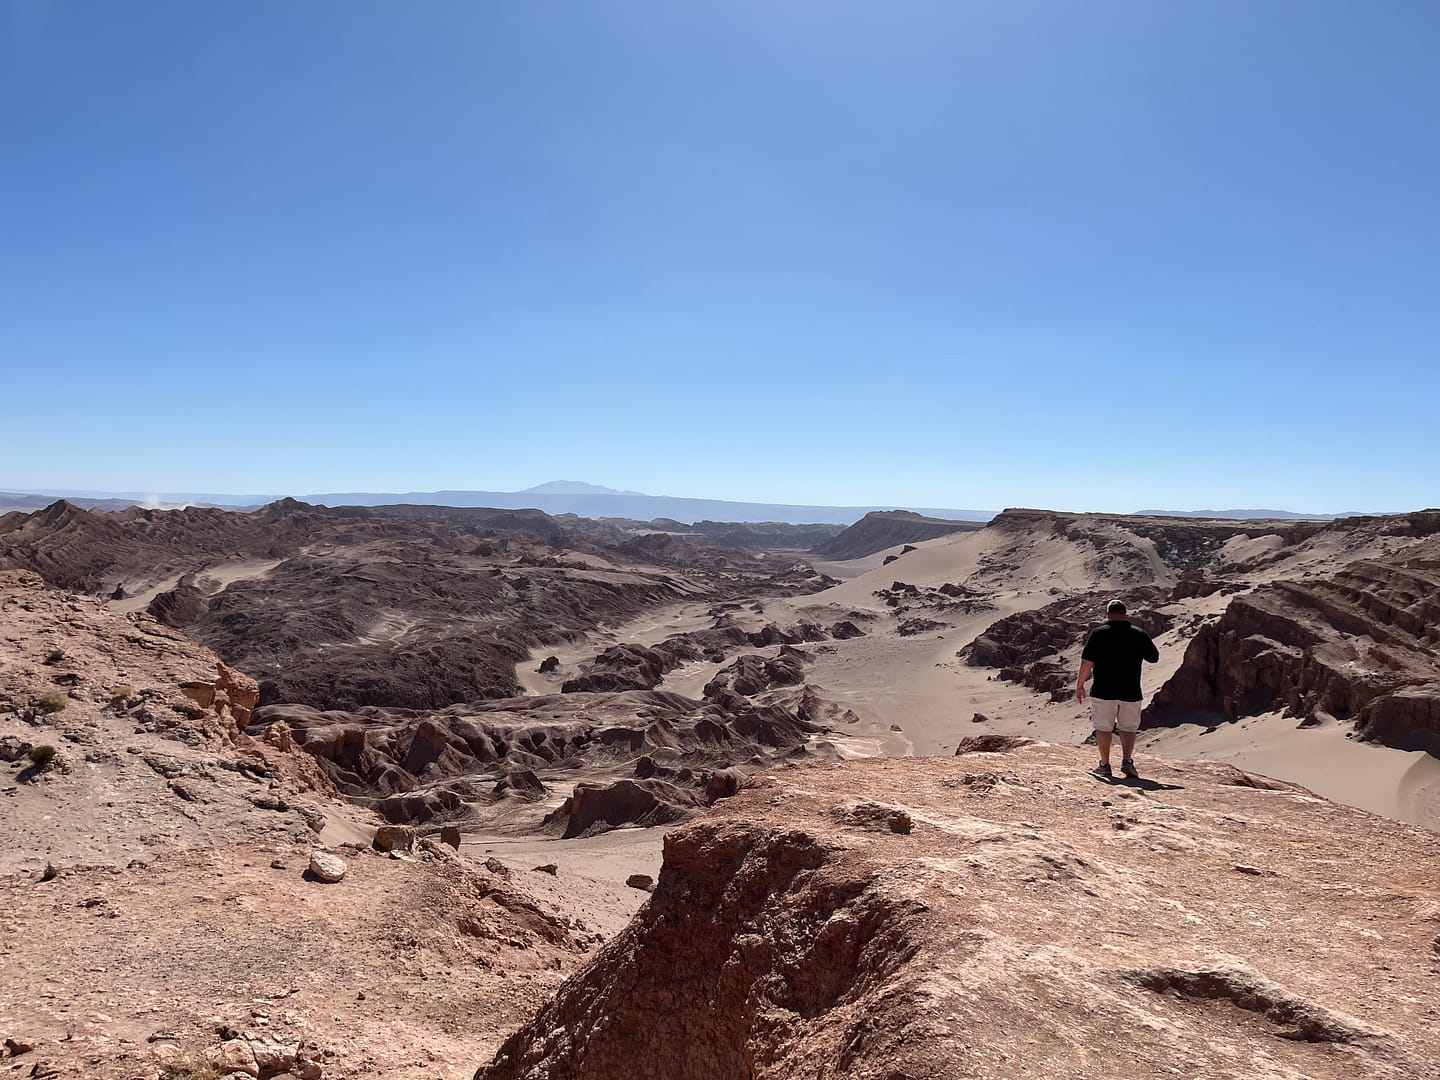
[0,492,254,512]
[0,484,990,525]
[298,489,994,526]
[0,483,1387,526]
[518,481,646,496]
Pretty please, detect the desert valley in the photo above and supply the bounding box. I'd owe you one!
[0,495,1437,1079]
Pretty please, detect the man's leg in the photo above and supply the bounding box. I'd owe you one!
[1096,730,1114,765]
[1091,699,1119,772]
[1118,730,1137,761]
[1117,702,1142,776]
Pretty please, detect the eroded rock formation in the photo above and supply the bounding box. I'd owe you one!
[1147,552,1440,752]
[0,499,839,713]
[476,744,1440,1080]
[254,685,828,832]
[811,510,983,560]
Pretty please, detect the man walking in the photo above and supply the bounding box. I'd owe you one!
[1075,600,1159,779]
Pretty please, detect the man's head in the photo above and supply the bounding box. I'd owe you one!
[1106,599,1127,620]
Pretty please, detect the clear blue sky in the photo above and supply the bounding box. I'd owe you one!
[3,2,1436,512]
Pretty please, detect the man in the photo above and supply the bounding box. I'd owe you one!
[1075,599,1159,779]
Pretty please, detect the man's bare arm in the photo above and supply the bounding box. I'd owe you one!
[1075,659,1093,703]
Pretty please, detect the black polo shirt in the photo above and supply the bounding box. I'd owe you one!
[1081,619,1159,701]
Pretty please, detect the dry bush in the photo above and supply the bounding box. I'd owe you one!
[158,1059,221,1080]
[38,691,68,713]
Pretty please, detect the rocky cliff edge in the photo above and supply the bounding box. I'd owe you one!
[476,742,1440,1080]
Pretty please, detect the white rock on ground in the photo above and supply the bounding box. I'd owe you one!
[307,850,347,883]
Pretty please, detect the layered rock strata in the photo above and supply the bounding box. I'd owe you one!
[1147,553,1440,752]
[811,510,983,560]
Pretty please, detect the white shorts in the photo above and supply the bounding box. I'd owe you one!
[1091,698,1142,733]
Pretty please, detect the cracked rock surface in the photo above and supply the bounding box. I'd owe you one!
[478,742,1440,1080]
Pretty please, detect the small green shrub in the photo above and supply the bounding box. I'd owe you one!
[38,691,68,713]
[43,648,65,665]
[29,744,57,770]
[111,685,135,699]
[40,862,57,882]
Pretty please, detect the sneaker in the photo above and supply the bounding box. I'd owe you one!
[1121,759,1139,779]
[1092,762,1113,779]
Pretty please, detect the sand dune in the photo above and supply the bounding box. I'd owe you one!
[544,509,1440,832]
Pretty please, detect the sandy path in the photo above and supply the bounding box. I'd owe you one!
[107,557,283,614]
[108,573,182,613]
[191,556,284,591]
[463,827,664,939]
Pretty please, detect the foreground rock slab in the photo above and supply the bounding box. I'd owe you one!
[477,743,1440,1080]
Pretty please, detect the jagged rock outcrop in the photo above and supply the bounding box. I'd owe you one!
[492,768,548,801]
[1147,553,1440,752]
[0,570,333,875]
[562,622,831,696]
[811,510,982,560]
[560,640,704,693]
[702,646,808,699]
[255,689,827,830]
[476,745,1440,1080]
[179,661,261,732]
[546,778,706,838]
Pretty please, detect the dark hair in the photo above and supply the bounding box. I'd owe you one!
[1106,600,1127,615]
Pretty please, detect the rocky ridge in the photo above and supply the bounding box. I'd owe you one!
[0,569,655,1079]
[1147,532,1440,751]
[0,569,332,873]
[476,742,1440,1080]
[811,510,983,561]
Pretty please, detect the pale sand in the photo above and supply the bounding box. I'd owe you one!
[106,557,282,614]
[463,826,665,938]
[1146,716,1440,830]
[555,525,1440,834]
[108,573,182,613]
[509,524,1438,833]
[513,600,728,695]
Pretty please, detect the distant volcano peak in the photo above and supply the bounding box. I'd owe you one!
[518,481,645,496]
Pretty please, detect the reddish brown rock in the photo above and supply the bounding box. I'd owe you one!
[475,747,1440,1080]
[372,825,416,852]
